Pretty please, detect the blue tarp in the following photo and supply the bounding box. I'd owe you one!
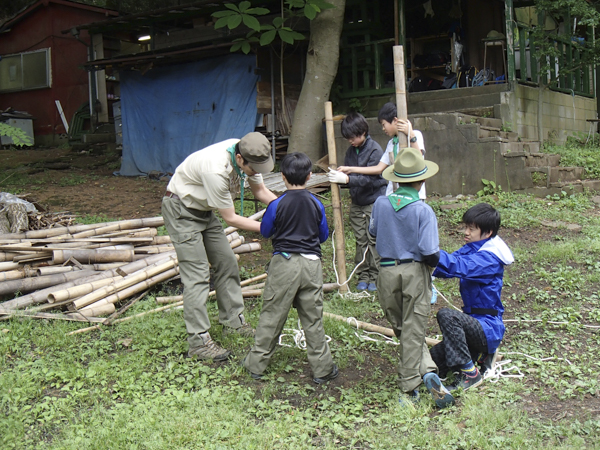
[118,54,259,176]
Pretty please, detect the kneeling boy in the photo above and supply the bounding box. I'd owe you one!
[243,153,338,384]
[431,203,514,390]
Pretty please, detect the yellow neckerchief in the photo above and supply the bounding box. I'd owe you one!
[226,144,245,215]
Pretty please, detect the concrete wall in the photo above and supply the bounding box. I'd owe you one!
[500,84,597,143]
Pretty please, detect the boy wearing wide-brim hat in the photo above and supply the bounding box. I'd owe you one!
[369,147,454,409]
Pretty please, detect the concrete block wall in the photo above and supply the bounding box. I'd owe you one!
[502,84,597,143]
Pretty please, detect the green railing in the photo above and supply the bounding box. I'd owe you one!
[337,38,396,98]
[514,23,593,97]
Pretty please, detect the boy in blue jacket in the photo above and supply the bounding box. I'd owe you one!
[431,203,514,390]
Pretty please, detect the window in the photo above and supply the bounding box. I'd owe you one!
[0,48,50,92]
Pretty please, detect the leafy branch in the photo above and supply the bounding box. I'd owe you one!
[0,122,33,147]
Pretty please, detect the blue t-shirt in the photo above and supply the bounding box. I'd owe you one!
[369,197,439,260]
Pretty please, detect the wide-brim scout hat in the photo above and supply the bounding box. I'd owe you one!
[382,147,439,183]
[238,132,274,174]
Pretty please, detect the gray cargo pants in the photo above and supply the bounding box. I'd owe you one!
[162,197,245,349]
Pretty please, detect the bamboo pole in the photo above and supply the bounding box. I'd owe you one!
[0,252,20,262]
[323,312,441,346]
[52,249,135,264]
[241,282,265,291]
[0,310,106,323]
[72,258,178,309]
[232,242,261,254]
[104,290,149,325]
[229,237,245,250]
[151,236,171,245]
[242,290,263,297]
[324,101,348,294]
[0,269,97,296]
[0,267,37,282]
[76,303,115,317]
[80,267,179,310]
[0,253,176,311]
[226,232,240,244]
[393,45,409,147]
[37,263,125,276]
[48,276,124,303]
[0,217,165,240]
[0,261,20,272]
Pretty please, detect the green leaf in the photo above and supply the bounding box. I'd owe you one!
[212,10,237,18]
[291,31,305,40]
[241,42,252,54]
[273,16,285,28]
[242,14,261,31]
[228,14,243,29]
[231,41,244,52]
[260,29,277,46]
[238,1,251,13]
[309,0,335,10]
[278,28,295,44]
[260,24,275,31]
[225,3,240,12]
[214,16,231,29]
[287,0,306,8]
[247,7,270,15]
[304,3,317,19]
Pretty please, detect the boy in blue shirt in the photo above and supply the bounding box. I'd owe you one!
[369,147,454,409]
[431,203,514,390]
[243,153,338,384]
[328,112,387,291]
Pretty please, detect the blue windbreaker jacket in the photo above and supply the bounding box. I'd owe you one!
[433,236,514,354]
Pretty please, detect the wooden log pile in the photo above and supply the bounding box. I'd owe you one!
[0,214,265,328]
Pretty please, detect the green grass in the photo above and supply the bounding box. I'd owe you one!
[544,137,600,179]
[3,187,600,448]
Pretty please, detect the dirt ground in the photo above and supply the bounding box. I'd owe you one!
[1,147,167,219]
[2,146,599,427]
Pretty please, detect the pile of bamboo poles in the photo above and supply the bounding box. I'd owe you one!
[0,213,265,326]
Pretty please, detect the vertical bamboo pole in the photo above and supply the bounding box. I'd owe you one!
[393,45,409,192]
[324,101,348,293]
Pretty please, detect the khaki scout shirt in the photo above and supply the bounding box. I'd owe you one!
[166,139,263,211]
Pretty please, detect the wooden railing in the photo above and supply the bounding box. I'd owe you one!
[337,38,395,98]
[513,23,593,97]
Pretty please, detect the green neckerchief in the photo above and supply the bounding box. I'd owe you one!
[387,185,420,212]
[226,144,245,216]
[392,135,399,159]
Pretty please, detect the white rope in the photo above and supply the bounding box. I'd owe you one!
[278,319,331,350]
[433,283,462,311]
[345,316,399,345]
[331,230,368,288]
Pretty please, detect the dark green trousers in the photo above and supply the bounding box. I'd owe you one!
[162,197,244,349]
[377,261,438,392]
[349,203,380,284]
[244,254,334,378]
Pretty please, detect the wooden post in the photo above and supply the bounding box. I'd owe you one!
[324,101,348,293]
[393,45,409,147]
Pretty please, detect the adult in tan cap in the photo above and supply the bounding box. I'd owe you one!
[162,132,277,361]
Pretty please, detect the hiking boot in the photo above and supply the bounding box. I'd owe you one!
[222,321,255,338]
[448,368,483,391]
[423,372,455,409]
[367,283,377,292]
[188,333,231,361]
[313,364,339,384]
[398,389,420,407]
[356,282,368,291]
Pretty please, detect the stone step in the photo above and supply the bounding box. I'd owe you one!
[525,153,561,168]
[514,183,585,197]
[500,141,540,154]
[478,126,519,141]
[549,166,586,183]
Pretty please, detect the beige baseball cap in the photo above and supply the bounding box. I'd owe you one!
[238,132,274,174]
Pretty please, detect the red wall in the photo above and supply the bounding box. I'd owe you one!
[0,3,115,139]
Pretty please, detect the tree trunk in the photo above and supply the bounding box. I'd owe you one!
[288,0,346,161]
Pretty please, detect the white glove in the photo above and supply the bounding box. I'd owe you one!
[328,169,349,184]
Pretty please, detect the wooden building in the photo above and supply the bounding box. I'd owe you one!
[0,0,118,145]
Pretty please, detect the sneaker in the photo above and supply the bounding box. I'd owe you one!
[188,333,231,361]
[223,321,255,338]
[240,357,263,380]
[448,368,483,391]
[398,389,420,407]
[313,364,339,384]
[367,283,377,292]
[423,372,455,409]
[477,353,494,375]
[356,282,368,291]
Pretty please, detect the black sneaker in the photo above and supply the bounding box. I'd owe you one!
[477,353,494,375]
[448,368,483,391]
[313,364,339,384]
[423,372,455,409]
